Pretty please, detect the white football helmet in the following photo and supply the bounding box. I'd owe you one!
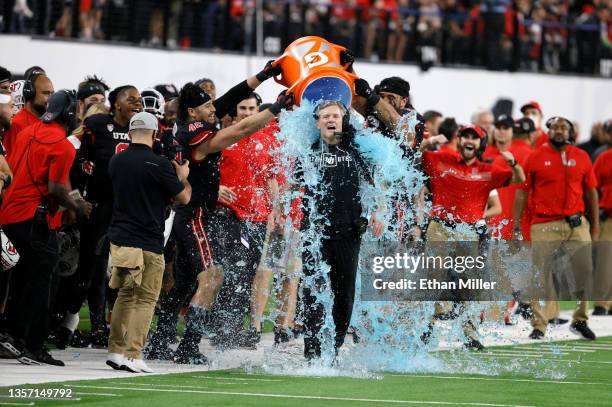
[1,229,19,271]
[141,88,165,120]
[9,80,25,114]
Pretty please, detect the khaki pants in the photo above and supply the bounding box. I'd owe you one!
[108,243,165,358]
[426,220,480,340]
[594,218,612,310]
[529,218,592,332]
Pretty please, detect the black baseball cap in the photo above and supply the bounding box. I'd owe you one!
[41,90,76,123]
[513,117,536,134]
[494,114,514,128]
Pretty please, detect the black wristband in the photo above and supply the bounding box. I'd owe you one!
[268,103,282,115]
[509,159,517,168]
[2,174,11,188]
[256,71,269,82]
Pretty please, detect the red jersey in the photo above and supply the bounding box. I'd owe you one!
[422,151,513,224]
[3,108,38,156]
[0,121,75,230]
[520,144,597,225]
[594,149,612,216]
[533,129,548,148]
[486,140,534,239]
[219,122,281,222]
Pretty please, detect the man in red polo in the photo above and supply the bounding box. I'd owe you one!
[520,101,548,148]
[421,124,525,349]
[592,139,612,315]
[484,116,535,240]
[513,116,599,340]
[212,93,283,347]
[0,91,91,366]
[3,73,54,156]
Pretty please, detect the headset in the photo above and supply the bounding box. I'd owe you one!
[313,100,350,134]
[546,116,575,143]
[22,72,43,102]
[459,125,488,154]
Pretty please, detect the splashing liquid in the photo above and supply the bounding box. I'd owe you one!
[253,102,568,379]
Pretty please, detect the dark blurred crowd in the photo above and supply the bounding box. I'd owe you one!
[2,0,611,75]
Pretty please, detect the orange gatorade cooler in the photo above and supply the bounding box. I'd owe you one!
[273,36,358,107]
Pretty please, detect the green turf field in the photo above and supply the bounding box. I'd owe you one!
[3,336,611,407]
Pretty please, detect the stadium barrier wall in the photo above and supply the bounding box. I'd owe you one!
[5,34,612,138]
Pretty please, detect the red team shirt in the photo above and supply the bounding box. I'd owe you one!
[218,122,282,222]
[520,144,597,225]
[2,108,38,156]
[422,150,513,224]
[594,149,612,217]
[0,121,75,230]
[484,140,534,239]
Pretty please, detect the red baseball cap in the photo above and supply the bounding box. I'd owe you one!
[520,101,542,115]
[459,124,487,139]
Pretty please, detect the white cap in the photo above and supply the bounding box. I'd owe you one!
[129,111,158,131]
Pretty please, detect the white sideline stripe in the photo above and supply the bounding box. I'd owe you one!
[536,345,598,352]
[540,344,612,351]
[66,384,536,407]
[74,392,120,396]
[389,374,612,386]
[192,375,282,382]
[0,403,35,406]
[485,349,567,356]
[518,347,594,353]
[105,382,209,390]
[469,354,612,364]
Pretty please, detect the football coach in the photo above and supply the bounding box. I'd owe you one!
[105,111,191,373]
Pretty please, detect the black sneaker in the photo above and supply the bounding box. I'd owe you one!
[70,329,90,348]
[90,328,109,348]
[515,303,533,319]
[174,347,208,365]
[274,328,291,345]
[548,318,569,326]
[236,328,260,349]
[529,329,545,340]
[570,321,596,340]
[18,348,65,366]
[54,327,73,350]
[0,332,22,358]
[464,338,485,351]
[144,344,174,361]
[592,306,608,316]
[420,324,434,345]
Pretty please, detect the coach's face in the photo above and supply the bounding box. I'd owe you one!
[316,105,344,145]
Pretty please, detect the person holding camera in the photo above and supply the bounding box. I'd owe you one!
[513,116,600,340]
[0,90,92,366]
[299,100,384,361]
[105,112,191,373]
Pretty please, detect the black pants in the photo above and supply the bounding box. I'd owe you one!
[148,207,221,349]
[3,218,59,350]
[213,212,266,336]
[57,202,112,330]
[302,236,361,359]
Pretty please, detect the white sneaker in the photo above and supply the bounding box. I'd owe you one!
[106,353,125,370]
[121,357,154,373]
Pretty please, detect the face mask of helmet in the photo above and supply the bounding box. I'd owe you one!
[141,89,165,120]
